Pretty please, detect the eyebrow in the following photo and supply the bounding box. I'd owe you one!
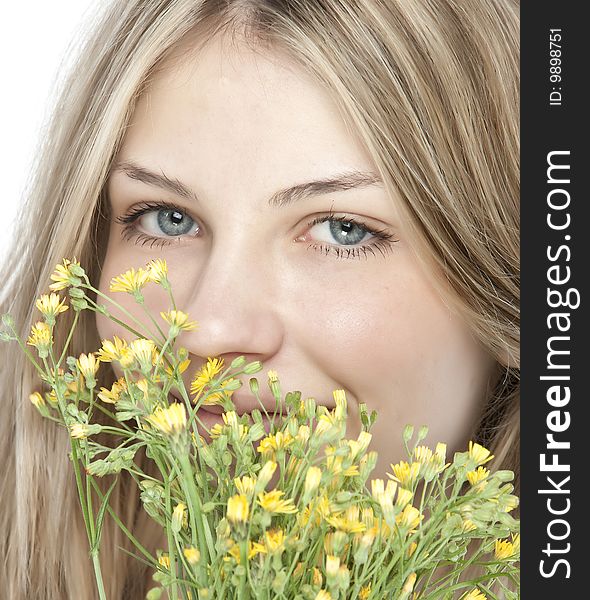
[111,161,383,207]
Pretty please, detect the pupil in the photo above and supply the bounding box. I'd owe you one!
[171,211,183,224]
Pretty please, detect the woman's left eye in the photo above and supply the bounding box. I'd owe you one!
[299,214,399,259]
[308,217,373,245]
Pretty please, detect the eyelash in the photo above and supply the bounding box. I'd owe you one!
[116,201,399,259]
[116,201,193,249]
[304,214,398,259]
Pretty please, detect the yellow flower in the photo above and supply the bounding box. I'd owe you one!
[361,506,374,528]
[77,353,99,379]
[69,423,92,439]
[312,568,323,587]
[96,336,128,362]
[161,310,198,333]
[190,357,225,396]
[45,390,58,406]
[371,479,397,505]
[201,379,237,406]
[234,476,256,499]
[26,321,52,351]
[326,510,366,534]
[396,488,413,508]
[264,528,286,554]
[109,267,150,294]
[209,423,224,439]
[191,358,231,404]
[467,466,490,486]
[29,392,45,408]
[35,293,69,321]
[332,389,347,419]
[413,445,433,464]
[387,461,421,488]
[257,431,294,459]
[227,494,249,526]
[146,403,187,437]
[348,431,372,461]
[49,258,82,291]
[255,461,277,492]
[502,495,520,513]
[172,502,187,532]
[158,554,170,570]
[128,339,157,370]
[325,554,340,578]
[146,258,168,285]
[315,590,332,600]
[435,442,447,462]
[267,370,279,383]
[468,441,494,466]
[401,572,417,596]
[462,519,477,532]
[359,583,371,600]
[97,377,127,404]
[183,547,200,565]
[462,590,487,600]
[165,358,191,378]
[494,536,519,560]
[296,424,311,445]
[304,466,322,498]
[257,490,298,514]
[396,505,423,530]
[226,539,266,564]
[315,412,339,436]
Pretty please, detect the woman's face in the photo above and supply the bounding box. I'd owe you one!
[97,34,496,478]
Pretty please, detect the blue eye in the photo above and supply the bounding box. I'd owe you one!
[116,201,199,246]
[302,213,398,259]
[310,218,373,246]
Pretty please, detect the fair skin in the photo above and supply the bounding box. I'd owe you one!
[97,33,496,479]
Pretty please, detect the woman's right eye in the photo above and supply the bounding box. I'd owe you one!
[116,202,200,242]
[139,207,198,237]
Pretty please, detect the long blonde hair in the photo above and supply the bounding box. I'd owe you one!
[0,1,519,597]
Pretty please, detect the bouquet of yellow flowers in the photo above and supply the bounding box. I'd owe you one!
[1,259,519,600]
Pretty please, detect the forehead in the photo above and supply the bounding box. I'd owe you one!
[120,33,377,188]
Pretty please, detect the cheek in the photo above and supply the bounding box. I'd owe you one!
[294,274,426,381]
[294,267,493,474]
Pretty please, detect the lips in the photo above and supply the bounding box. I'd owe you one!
[167,390,279,436]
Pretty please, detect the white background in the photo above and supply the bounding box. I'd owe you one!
[0,2,98,267]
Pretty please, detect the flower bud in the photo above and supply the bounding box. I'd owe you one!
[244,360,263,374]
[255,461,277,494]
[303,466,322,501]
[172,502,186,533]
[230,355,246,369]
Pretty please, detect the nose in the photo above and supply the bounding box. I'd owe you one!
[176,243,285,364]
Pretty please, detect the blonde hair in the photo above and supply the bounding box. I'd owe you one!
[0,1,519,597]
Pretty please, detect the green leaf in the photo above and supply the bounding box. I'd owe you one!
[91,477,118,553]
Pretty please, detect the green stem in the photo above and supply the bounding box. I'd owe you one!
[57,311,80,367]
[89,478,157,565]
[70,440,108,599]
[178,453,211,577]
[91,551,108,600]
